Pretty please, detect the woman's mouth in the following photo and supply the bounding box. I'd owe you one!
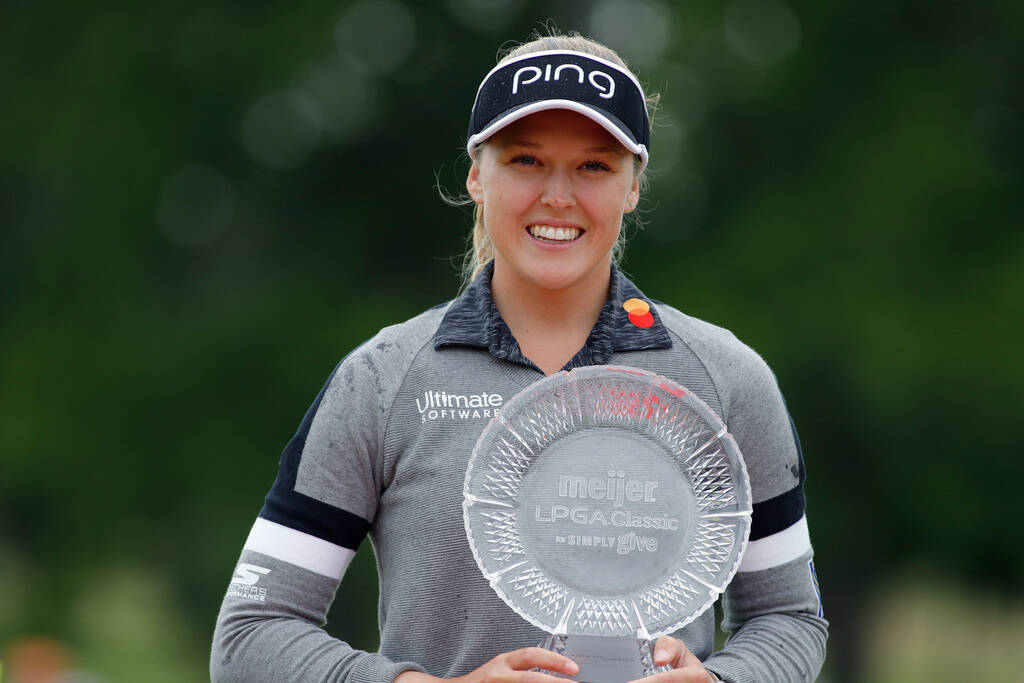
[527,225,582,242]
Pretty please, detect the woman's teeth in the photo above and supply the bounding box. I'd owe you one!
[529,225,581,242]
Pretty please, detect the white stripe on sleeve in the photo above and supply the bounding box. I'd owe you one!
[738,514,812,573]
[243,517,355,581]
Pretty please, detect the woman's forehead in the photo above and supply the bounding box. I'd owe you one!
[489,109,629,153]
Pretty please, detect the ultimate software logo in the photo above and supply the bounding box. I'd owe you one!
[416,389,504,422]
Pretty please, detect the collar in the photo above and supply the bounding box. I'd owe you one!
[434,261,672,371]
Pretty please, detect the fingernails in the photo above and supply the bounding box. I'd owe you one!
[565,661,579,675]
[654,649,670,663]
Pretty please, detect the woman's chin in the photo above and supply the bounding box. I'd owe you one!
[514,262,608,295]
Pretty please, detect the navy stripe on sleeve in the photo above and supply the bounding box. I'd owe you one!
[750,485,805,540]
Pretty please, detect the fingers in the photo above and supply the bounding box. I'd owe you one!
[652,635,687,668]
[631,668,712,683]
[504,647,579,677]
[626,637,708,683]
[517,670,579,683]
[462,647,578,683]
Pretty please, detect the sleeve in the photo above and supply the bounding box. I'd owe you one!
[210,346,426,683]
[701,346,828,683]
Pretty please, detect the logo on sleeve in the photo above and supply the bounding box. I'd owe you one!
[808,560,823,618]
[228,563,270,602]
[416,389,503,423]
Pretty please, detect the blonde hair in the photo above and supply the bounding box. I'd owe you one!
[460,30,658,286]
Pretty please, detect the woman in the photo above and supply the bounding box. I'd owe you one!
[212,32,827,683]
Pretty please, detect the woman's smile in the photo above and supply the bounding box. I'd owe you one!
[526,224,583,244]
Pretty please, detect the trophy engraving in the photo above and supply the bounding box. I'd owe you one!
[464,366,751,682]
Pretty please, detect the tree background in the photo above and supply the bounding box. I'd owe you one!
[2,1,1021,681]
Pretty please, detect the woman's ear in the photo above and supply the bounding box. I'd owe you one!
[466,161,484,204]
[624,177,640,213]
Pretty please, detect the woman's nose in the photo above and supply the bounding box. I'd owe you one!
[540,171,576,209]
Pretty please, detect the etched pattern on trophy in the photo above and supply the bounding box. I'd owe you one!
[479,509,525,562]
[638,570,704,622]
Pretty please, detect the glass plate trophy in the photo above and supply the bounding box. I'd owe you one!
[463,366,752,683]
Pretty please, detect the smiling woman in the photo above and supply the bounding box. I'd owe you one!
[462,36,653,288]
[466,109,639,374]
[461,40,650,376]
[211,29,827,683]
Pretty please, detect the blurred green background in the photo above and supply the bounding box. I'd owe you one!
[2,0,1021,681]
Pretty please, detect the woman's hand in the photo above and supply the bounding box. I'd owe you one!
[627,635,716,683]
[396,647,579,683]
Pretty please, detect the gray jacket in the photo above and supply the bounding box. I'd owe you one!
[211,263,827,683]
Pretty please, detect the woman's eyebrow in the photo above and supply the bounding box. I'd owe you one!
[500,140,542,149]
[495,140,623,155]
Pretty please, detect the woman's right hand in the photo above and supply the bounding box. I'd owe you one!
[396,647,579,683]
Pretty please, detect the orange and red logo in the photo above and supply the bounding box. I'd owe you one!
[623,298,654,329]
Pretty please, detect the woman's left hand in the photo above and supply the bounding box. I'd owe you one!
[627,635,716,683]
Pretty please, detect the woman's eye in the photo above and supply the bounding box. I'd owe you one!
[582,160,610,172]
[510,154,538,166]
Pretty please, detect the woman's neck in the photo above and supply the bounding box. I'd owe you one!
[489,258,611,374]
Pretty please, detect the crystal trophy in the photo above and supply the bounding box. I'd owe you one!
[463,366,752,683]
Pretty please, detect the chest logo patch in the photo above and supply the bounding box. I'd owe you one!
[623,298,654,329]
[416,389,504,423]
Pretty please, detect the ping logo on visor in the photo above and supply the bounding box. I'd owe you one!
[467,50,651,169]
[511,62,616,98]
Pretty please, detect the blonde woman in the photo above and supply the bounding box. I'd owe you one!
[212,32,827,683]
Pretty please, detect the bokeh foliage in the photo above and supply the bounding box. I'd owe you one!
[2,0,1021,680]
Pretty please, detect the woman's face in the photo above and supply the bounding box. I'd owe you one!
[466,109,640,294]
